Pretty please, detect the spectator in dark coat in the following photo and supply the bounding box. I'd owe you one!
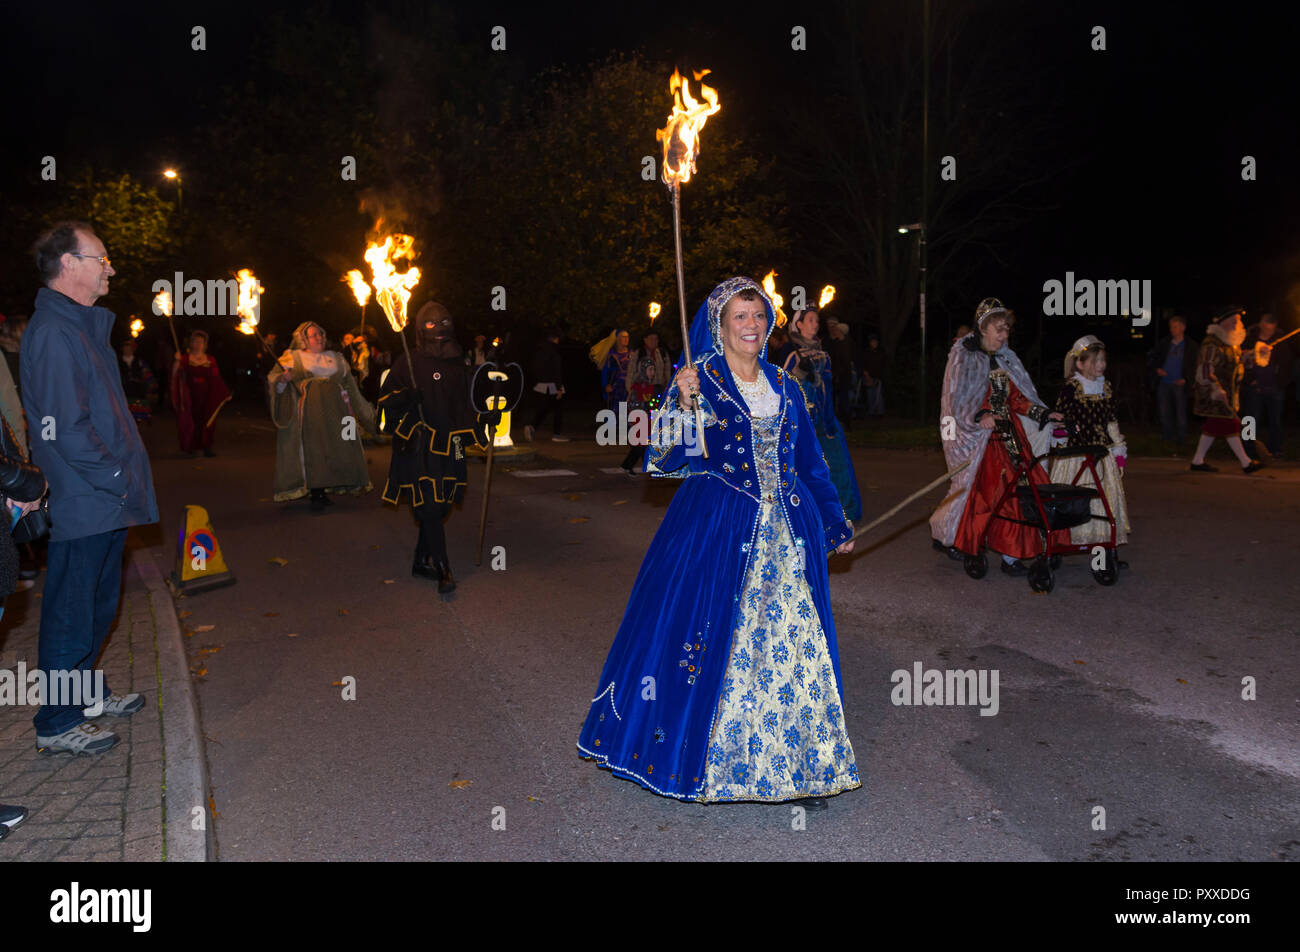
[21,221,159,756]
[1242,313,1292,460]
[861,333,886,417]
[825,319,855,428]
[525,330,567,442]
[1147,314,1198,444]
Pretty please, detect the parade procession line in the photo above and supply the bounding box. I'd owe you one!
[0,540,211,862]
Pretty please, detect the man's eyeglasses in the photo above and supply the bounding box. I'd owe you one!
[71,252,112,268]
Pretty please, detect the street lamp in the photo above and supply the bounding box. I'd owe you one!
[162,168,182,212]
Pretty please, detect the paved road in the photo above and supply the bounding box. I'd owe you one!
[145,403,1299,861]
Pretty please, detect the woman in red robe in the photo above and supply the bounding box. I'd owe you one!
[171,330,231,457]
[931,298,1062,576]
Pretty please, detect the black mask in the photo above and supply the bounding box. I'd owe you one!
[414,301,461,359]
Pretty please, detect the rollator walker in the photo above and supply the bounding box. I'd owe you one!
[962,381,1120,594]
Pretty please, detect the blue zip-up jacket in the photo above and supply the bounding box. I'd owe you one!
[20,288,159,541]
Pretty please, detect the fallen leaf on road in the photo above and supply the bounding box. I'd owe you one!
[383,579,396,584]
[286,632,300,638]
[338,608,349,616]
[192,666,208,678]
[194,624,216,633]
[183,629,195,638]
[269,557,289,567]
[197,645,222,657]
[178,610,193,619]
[369,545,380,550]
[208,795,221,819]
[449,780,472,790]
[331,680,345,686]
[568,517,589,524]
[1176,678,1188,684]
[565,493,583,501]
[527,796,544,803]
[264,612,280,617]
[612,500,627,506]
[1073,659,1086,665]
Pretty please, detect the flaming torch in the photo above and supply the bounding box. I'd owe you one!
[233,268,281,376]
[649,302,661,324]
[364,233,423,417]
[819,285,836,309]
[153,289,180,352]
[129,317,144,339]
[235,268,264,336]
[343,269,371,335]
[657,67,720,456]
[763,270,788,328]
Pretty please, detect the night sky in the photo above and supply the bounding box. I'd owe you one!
[3,0,1298,370]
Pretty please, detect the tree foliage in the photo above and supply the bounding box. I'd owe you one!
[443,55,788,348]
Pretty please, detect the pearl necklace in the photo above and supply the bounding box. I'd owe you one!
[733,371,777,415]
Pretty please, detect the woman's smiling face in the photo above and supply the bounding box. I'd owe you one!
[719,294,768,361]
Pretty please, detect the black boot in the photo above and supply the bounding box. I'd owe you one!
[435,560,456,595]
[310,488,328,511]
[412,551,439,581]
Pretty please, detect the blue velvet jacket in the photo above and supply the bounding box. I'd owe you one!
[646,351,853,554]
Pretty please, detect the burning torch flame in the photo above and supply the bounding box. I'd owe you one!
[657,68,721,188]
[364,234,422,333]
[236,269,263,335]
[649,302,661,323]
[763,271,788,327]
[130,318,144,338]
[343,269,371,308]
[819,285,836,309]
[153,289,172,318]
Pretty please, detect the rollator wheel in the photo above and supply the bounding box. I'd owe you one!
[1093,549,1119,586]
[963,553,988,580]
[1028,557,1055,594]
[1048,554,1062,570]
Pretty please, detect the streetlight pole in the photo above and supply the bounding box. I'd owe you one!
[163,168,182,213]
[919,0,930,422]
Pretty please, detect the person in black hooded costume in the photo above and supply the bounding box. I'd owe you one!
[378,301,496,595]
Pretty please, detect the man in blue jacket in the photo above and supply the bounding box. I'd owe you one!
[22,221,159,755]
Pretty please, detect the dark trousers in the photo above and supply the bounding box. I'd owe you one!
[34,528,127,736]
[1242,386,1284,457]
[416,503,452,562]
[530,391,563,434]
[1156,383,1188,443]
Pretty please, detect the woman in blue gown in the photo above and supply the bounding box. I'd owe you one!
[577,277,860,804]
[774,308,863,522]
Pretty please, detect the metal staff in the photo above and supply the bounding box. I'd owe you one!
[658,67,719,458]
[396,330,426,425]
[471,362,523,566]
[671,183,708,457]
[474,369,505,566]
[848,459,972,545]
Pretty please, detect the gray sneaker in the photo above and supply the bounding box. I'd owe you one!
[85,692,145,718]
[36,721,120,756]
